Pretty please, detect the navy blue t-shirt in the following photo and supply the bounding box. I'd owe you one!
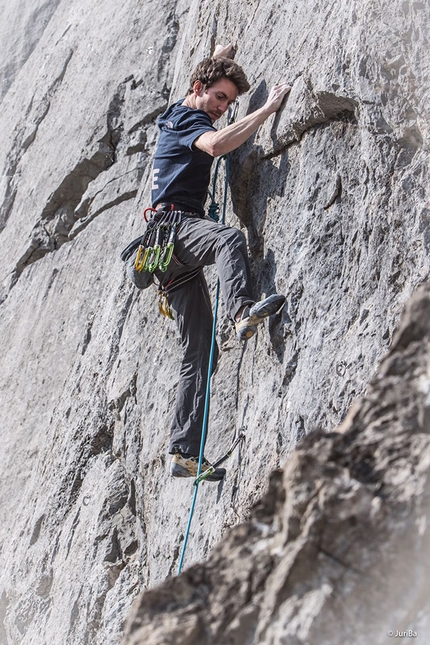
[151,100,217,216]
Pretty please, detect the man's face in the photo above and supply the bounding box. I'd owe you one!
[194,78,239,122]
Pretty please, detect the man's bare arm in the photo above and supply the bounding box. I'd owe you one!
[194,83,291,157]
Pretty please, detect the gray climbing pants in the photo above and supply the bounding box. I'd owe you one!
[155,214,254,456]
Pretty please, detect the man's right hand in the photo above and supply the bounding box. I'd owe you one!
[263,83,292,115]
[194,81,292,157]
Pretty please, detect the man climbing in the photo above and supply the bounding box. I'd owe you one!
[148,45,291,481]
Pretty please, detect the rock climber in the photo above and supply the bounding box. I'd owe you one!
[143,44,290,481]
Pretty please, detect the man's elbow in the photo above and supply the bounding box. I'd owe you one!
[202,142,221,157]
[195,135,224,157]
[210,141,226,157]
[204,141,226,157]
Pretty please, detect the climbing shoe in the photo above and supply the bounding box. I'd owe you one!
[235,293,286,341]
[170,452,226,482]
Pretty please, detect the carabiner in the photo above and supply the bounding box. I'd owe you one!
[158,243,174,272]
[194,465,216,485]
[143,207,157,222]
[134,245,149,272]
[146,245,161,272]
[158,289,174,319]
[227,99,239,125]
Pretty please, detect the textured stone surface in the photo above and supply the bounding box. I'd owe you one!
[0,0,62,102]
[124,283,430,645]
[0,0,429,643]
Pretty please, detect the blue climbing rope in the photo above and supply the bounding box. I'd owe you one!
[176,154,231,576]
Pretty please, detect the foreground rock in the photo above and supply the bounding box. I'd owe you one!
[124,283,430,644]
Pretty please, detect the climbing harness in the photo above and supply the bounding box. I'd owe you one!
[134,208,182,275]
[177,99,243,576]
[122,206,183,318]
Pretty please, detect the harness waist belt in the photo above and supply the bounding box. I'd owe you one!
[155,202,203,218]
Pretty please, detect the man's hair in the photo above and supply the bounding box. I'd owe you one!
[187,56,250,95]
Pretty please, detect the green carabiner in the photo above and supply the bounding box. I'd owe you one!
[158,243,174,272]
[146,245,161,272]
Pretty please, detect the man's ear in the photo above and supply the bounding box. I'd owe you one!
[193,80,204,96]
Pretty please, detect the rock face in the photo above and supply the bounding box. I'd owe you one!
[0,0,429,644]
[123,284,430,645]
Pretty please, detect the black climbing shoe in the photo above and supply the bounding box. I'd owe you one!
[170,452,226,482]
[235,293,286,341]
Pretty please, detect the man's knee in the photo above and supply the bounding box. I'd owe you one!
[218,226,247,253]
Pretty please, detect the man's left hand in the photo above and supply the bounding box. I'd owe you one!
[213,43,236,59]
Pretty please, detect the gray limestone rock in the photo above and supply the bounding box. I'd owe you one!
[0,0,429,643]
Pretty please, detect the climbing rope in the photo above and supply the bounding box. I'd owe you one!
[177,100,243,575]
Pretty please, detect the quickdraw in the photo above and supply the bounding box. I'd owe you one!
[158,222,178,272]
[158,289,174,320]
[194,429,246,485]
[134,209,182,275]
[134,244,148,272]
